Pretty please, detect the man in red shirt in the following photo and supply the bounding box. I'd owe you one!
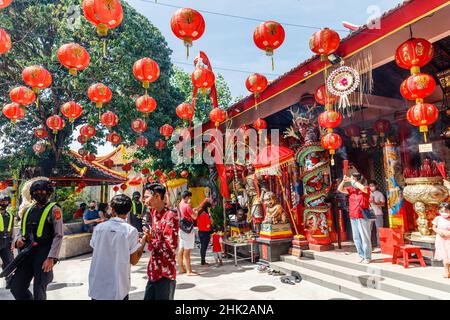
[142,183,179,300]
[338,172,372,264]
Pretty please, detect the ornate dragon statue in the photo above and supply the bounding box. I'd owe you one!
[284,107,333,245]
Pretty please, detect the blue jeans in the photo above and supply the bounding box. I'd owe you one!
[350,218,372,260]
[373,216,384,247]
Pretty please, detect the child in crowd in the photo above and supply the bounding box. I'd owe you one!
[211,227,224,266]
[432,202,450,278]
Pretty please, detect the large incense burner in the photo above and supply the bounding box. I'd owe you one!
[403,177,448,238]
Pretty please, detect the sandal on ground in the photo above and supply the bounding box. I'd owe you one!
[280,276,295,285]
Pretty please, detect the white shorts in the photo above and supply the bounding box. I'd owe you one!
[179,229,195,250]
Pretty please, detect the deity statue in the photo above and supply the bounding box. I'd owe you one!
[262,191,288,225]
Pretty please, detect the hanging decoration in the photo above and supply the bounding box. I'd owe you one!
[107,132,121,145]
[122,163,132,173]
[87,83,112,109]
[309,28,341,62]
[46,115,65,136]
[180,170,189,178]
[320,132,342,166]
[136,136,148,148]
[57,43,90,83]
[318,110,342,133]
[400,73,436,103]
[77,135,88,144]
[314,84,338,110]
[120,183,128,191]
[136,95,157,115]
[2,103,25,124]
[100,111,118,129]
[373,119,391,138]
[103,159,114,169]
[78,148,88,156]
[0,28,12,54]
[133,58,160,92]
[9,86,36,107]
[176,103,194,123]
[209,108,226,128]
[131,118,147,134]
[141,168,150,175]
[60,101,83,123]
[326,66,360,115]
[112,185,119,192]
[246,73,268,109]
[0,181,7,190]
[253,21,285,70]
[191,52,219,118]
[34,127,48,140]
[0,0,12,10]
[160,124,174,140]
[32,142,46,155]
[168,170,177,179]
[395,38,434,75]
[80,124,97,139]
[191,66,215,95]
[22,65,52,108]
[155,139,166,151]
[170,8,205,59]
[253,118,267,135]
[84,153,96,162]
[406,102,439,143]
[128,176,143,187]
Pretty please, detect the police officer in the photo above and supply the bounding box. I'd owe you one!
[10,179,63,300]
[0,195,14,287]
[128,191,148,232]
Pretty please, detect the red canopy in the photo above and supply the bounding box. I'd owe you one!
[254,145,295,175]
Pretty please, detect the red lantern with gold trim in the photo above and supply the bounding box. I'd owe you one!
[246,73,268,97]
[168,170,177,179]
[318,110,342,132]
[400,73,436,103]
[253,21,285,70]
[0,181,8,190]
[0,0,12,10]
[180,170,189,178]
[321,132,342,165]
[122,163,132,173]
[22,65,52,93]
[104,159,114,168]
[136,95,156,115]
[82,0,123,36]
[57,43,90,76]
[406,102,439,142]
[80,124,96,139]
[46,115,65,135]
[84,153,96,162]
[77,135,87,144]
[160,124,174,140]
[107,132,121,145]
[100,111,118,128]
[34,127,48,139]
[170,8,205,58]
[176,103,194,122]
[136,136,148,148]
[191,67,215,93]
[253,118,267,134]
[395,38,434,75]
[141,168,150,175]
[133,58,160,90]
[3,103,25,124]
[309,28,341,61]
[0,28,11,55]
[373,119,391,137]
[33,142,46,155]
[209,108,226,128]
[61,101,83,123]
[88,83,112,109]
[112,185,119,192]
[131,118,147,134]
[315,84,338,109]
[9,86,36,106]
[155,139,166,151]
[120,183,128,191]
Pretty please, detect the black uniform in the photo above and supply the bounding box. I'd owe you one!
[128,201,147,232]
[0,209,14,284]
[9,203,63,300]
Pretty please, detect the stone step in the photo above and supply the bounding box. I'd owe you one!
[270,261,408,300]
[301,250,450,293]
[281,255,450,300]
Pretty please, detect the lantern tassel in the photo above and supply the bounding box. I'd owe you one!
[271,56,275,71]
[254,94,258,111]
[73,77,77,90]
[36,96,39,109]
[186,45,189,60]
[103,39,107,58]
[423,132,427,143]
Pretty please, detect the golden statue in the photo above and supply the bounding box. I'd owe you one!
[262,191,288,225]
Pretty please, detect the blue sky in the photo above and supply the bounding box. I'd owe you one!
[126,0,403,98]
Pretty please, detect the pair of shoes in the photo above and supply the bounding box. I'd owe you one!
[358,258,365,263]
[291,271,302,283]
[361,259,371,264]
[280,276,295,285]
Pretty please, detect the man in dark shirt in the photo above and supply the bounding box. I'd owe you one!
[0,195,14,287]
[128,191,147,233]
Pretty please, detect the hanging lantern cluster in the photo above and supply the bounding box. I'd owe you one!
[131,118,147,134]
[170,8,205,59]
[321,132,342,166]
[160,124,174,140]
[34,127,48,140]
[100,111,118,129]
[155,139,166,151]
[9,86,36,107]
[253,21,285,70]
[2,102,24,124]
[82,0,123,37]
[133,57,160,91]
[80,124,96,139]
[107,132,122,145]
[318,110,342,133]
[246,73,268,109]
[191,67,215,94]
[253,118,267,135]
[57,43,90,77]
[395,38,434,75]
[176,103,194,123]
[61,101,83,123]
[136,136,148,148]
[136,95,157,115]
[309,28,341,62]
[0,28,11,55]
[209,108,226,128]
[88,83,112,109]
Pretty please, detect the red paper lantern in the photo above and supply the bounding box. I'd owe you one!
[82,0,123,36]
[136,95,157,114]
[136,135,148,148]
[0,28,12,54]
[78,148,88,157]
[112,185,119,192]
[168,170,177,179]
[395,38,434,75]
[141,168,150,175]
[321,132,342,155]
[318,110,342,132]
[2,103,25,123]
[122,163,132,172]
[61,101,83,123]
[176,103,194,122]
[100,111,118,128]
[400,73,436,103]
[80,124,96,139]
[0,181,8,190]
[133,58,160,89]
[131,118,147,134]
[87,83,112,108]
[9,86,36,106]
[373,119,391,137]
[253,118,267,134]
[84,153,96,162]
[315,84,338,109]
[246,73,268,97]
[170,8,205,58]
[107,132,121,145]
[309,28,341,61]
[154,169,163,177]
[77,182,87,189]
[253,21,285,70]
[32,142,46,155]
[103,159,114,168]
[209,108,226,128]
[180,170,189,178]
[406,102,439,142]
[155,139,166,151]
[0,0,12,10]
[77,135,87,145]
[160,124,174,140]
[344,124,361,138]
[34,127,48,139]
[120,183,128,190]
[22,65,52,93]
[128,176,143,187]
[57,43,90,76]
[191,67,215,92]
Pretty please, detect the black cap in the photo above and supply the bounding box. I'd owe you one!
[30,180,54,195]
[132,191,141,198]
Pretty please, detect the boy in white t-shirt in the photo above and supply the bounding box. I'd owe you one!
[369,180,385,248]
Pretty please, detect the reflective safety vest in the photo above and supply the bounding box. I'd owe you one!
[132,201,144,216]
[0,210,14,233]
[22,202,57,238]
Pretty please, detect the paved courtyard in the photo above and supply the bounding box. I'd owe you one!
[0,248,354,300]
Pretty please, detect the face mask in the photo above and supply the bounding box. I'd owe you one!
[32,193,49,205]
[0,204,7,210]
[89,206,95,210]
